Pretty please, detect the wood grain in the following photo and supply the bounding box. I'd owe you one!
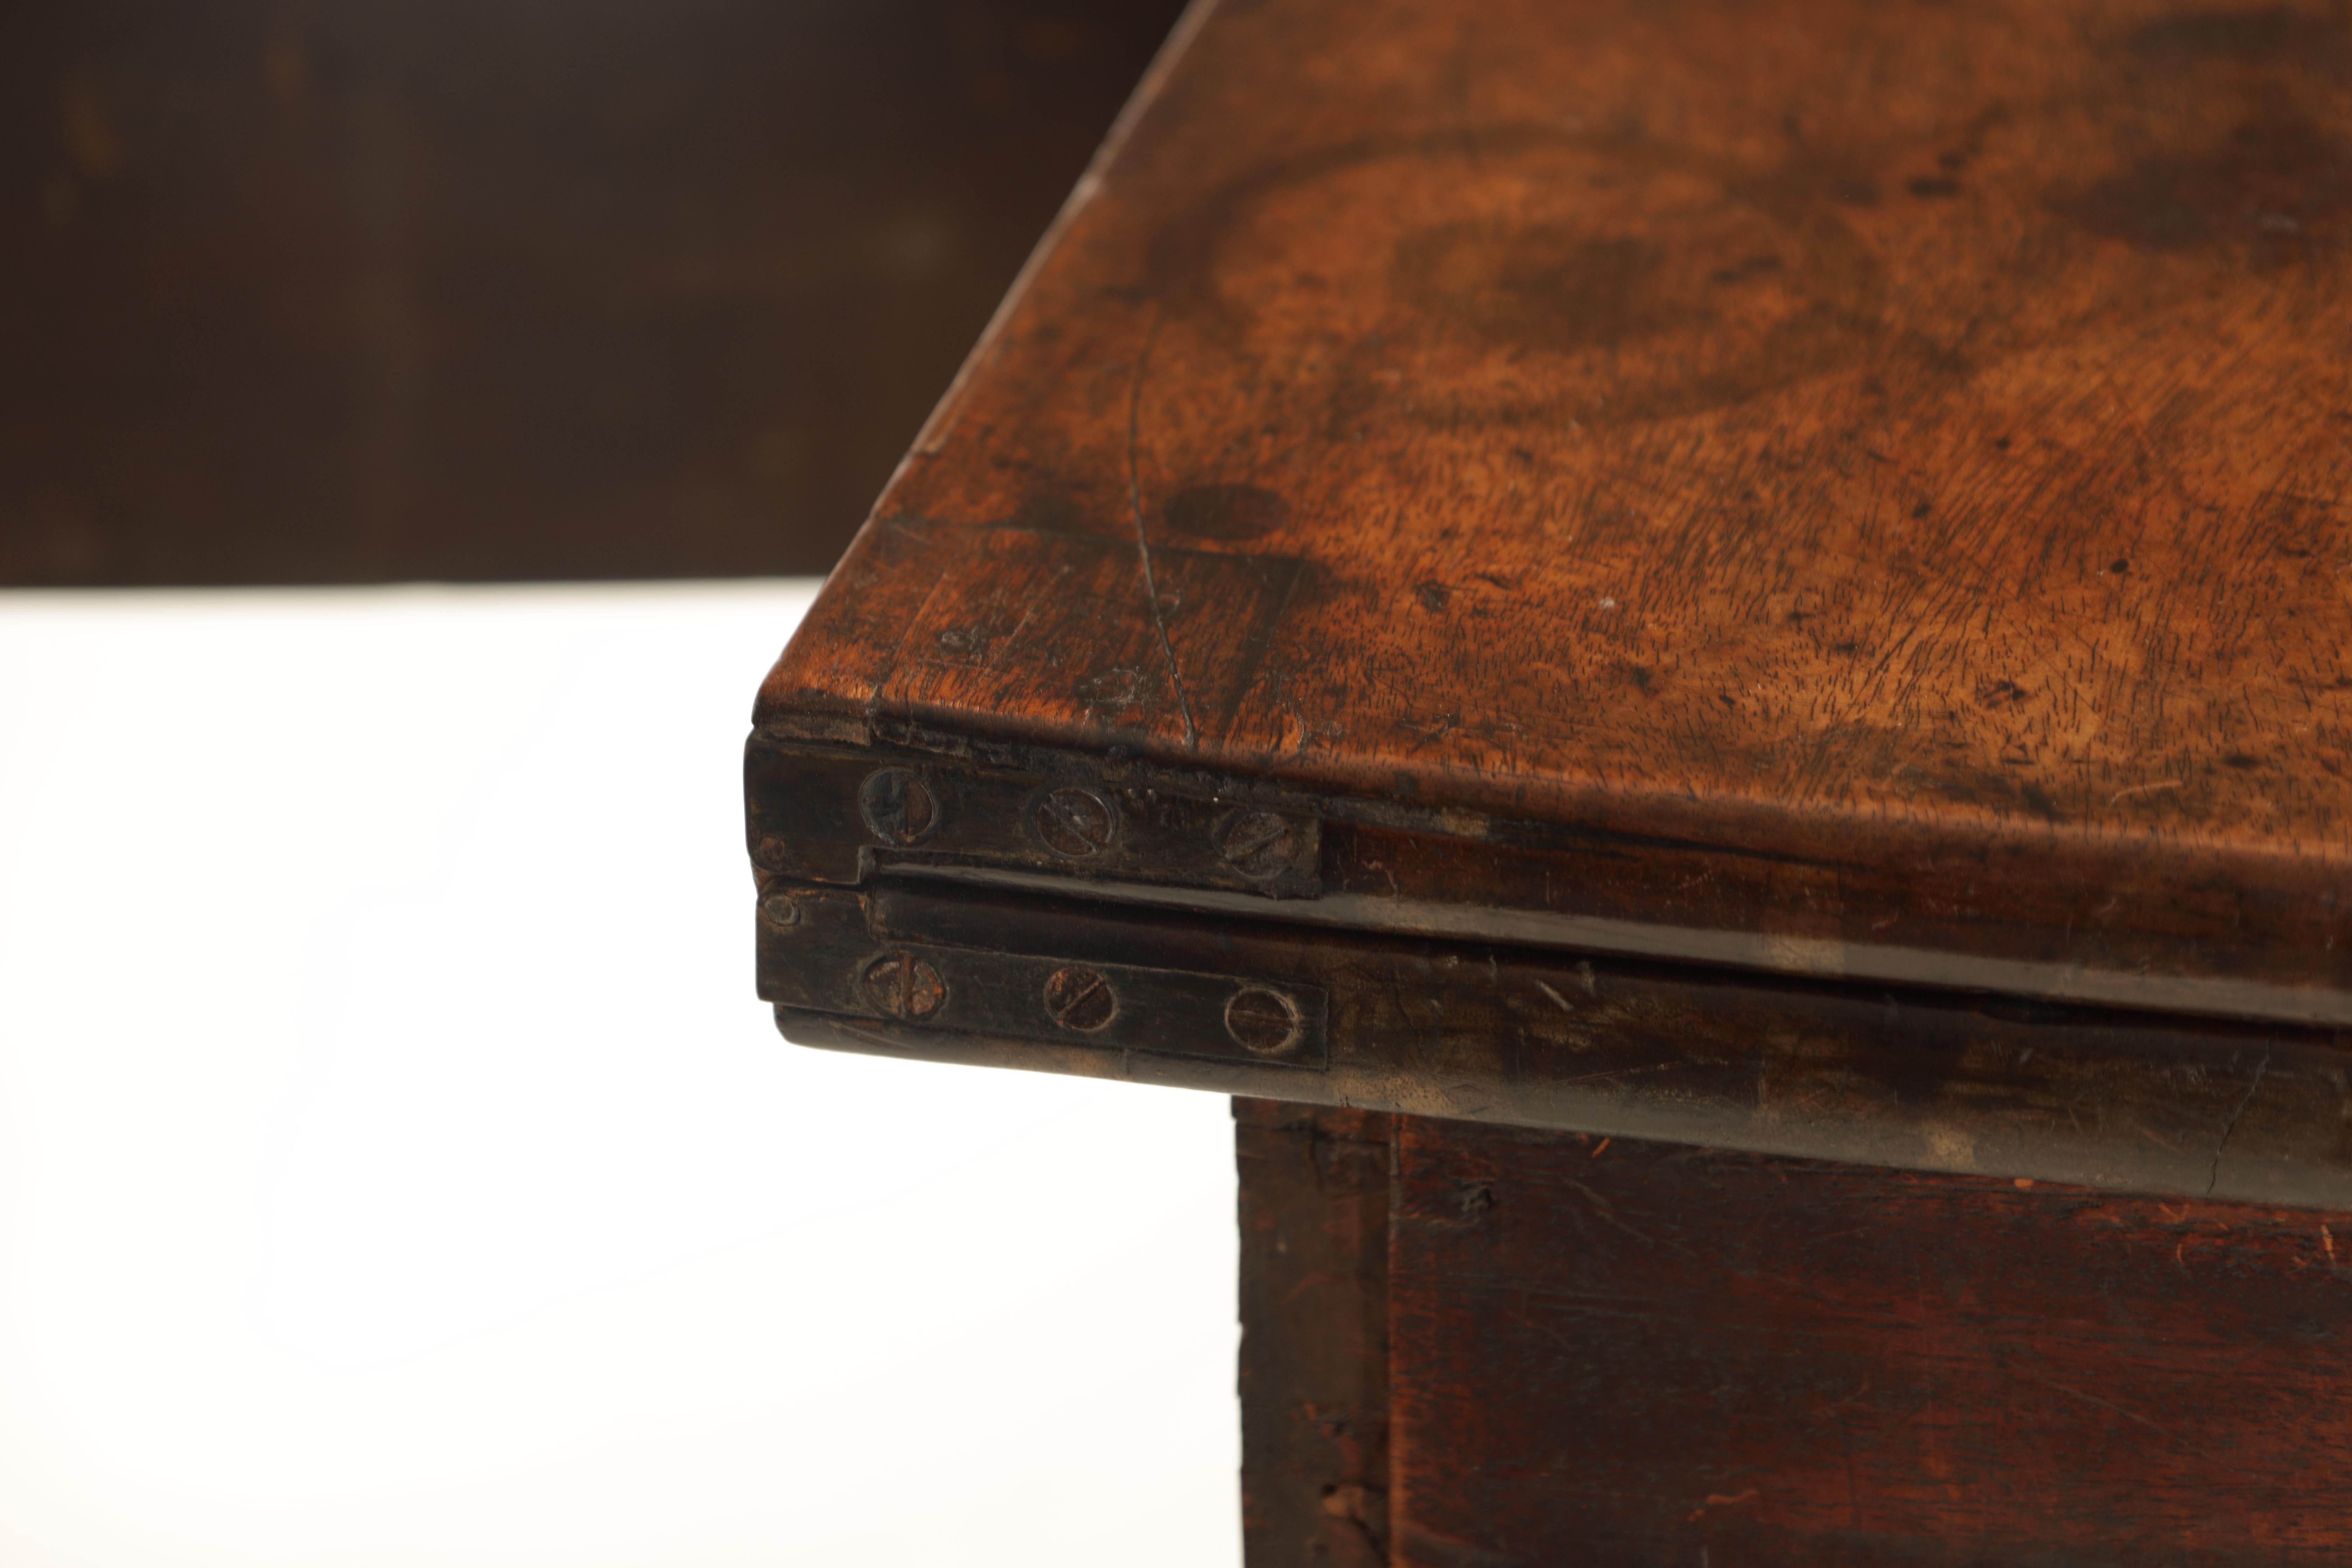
[1236,1099,1393,1568]
[1386,1116,2352,1566]
[760,0,2352,1001]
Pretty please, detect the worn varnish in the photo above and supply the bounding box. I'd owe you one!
[759,0,2352,1011]
[746,0,2352,1184]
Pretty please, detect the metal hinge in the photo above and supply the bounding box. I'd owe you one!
[744,735,1321,897]
[756,883,1330,1069]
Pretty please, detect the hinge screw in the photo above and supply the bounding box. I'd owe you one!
[758,894,802,929]
[1215,808,1297,879]
[860,768,938,845]
[1043,966,1118,1031]
[862,951,947,1020]
[1225,987,1302,1054]
[1033,786,1115,857]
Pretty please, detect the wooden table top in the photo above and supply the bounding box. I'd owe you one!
[759,0,2352,1024]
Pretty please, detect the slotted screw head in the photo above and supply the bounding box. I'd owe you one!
[1214,808,1298,880]
[860,768,938,845]
[862,951,946,1021]
[1225,987,1302,1054]
[1033,786,1115,858]
[1043,966,1118,1032]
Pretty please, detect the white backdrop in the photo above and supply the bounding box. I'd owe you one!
[0,581,1239,1567]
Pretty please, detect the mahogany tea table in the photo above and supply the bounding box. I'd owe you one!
[747,0,2352,1560]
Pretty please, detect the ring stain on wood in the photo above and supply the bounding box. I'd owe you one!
[764,0,2352,1021]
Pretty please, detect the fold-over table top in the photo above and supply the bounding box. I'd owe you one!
[762,0,2352,1022]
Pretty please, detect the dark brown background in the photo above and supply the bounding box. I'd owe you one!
[0,0,1184,586]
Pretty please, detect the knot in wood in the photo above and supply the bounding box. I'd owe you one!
[1043,966,1119,1031]
[1225,986,1302,1054]
[859,768,938,845]
[862,950,946,1021]
[1215,808,1297,879]
[1033,786,1114,857]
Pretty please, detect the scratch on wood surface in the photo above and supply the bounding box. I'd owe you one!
[2017,1371,2170,1437]
[1686,1488,1759,1521]
[2207,1050,2271,1195]
[1560,1175,1697,1258]
[1124,309,1199,748]
[1557,1061,1684,1086]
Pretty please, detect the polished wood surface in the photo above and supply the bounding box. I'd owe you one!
[762,0,2352,1005]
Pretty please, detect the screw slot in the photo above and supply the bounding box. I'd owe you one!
[1032,786,1115,858]
[1043,966,1119,1031]
[860,768,938,845]
[862,951,947,1021]
[1214,808,1298,880]
[1225,987,1302,1054]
